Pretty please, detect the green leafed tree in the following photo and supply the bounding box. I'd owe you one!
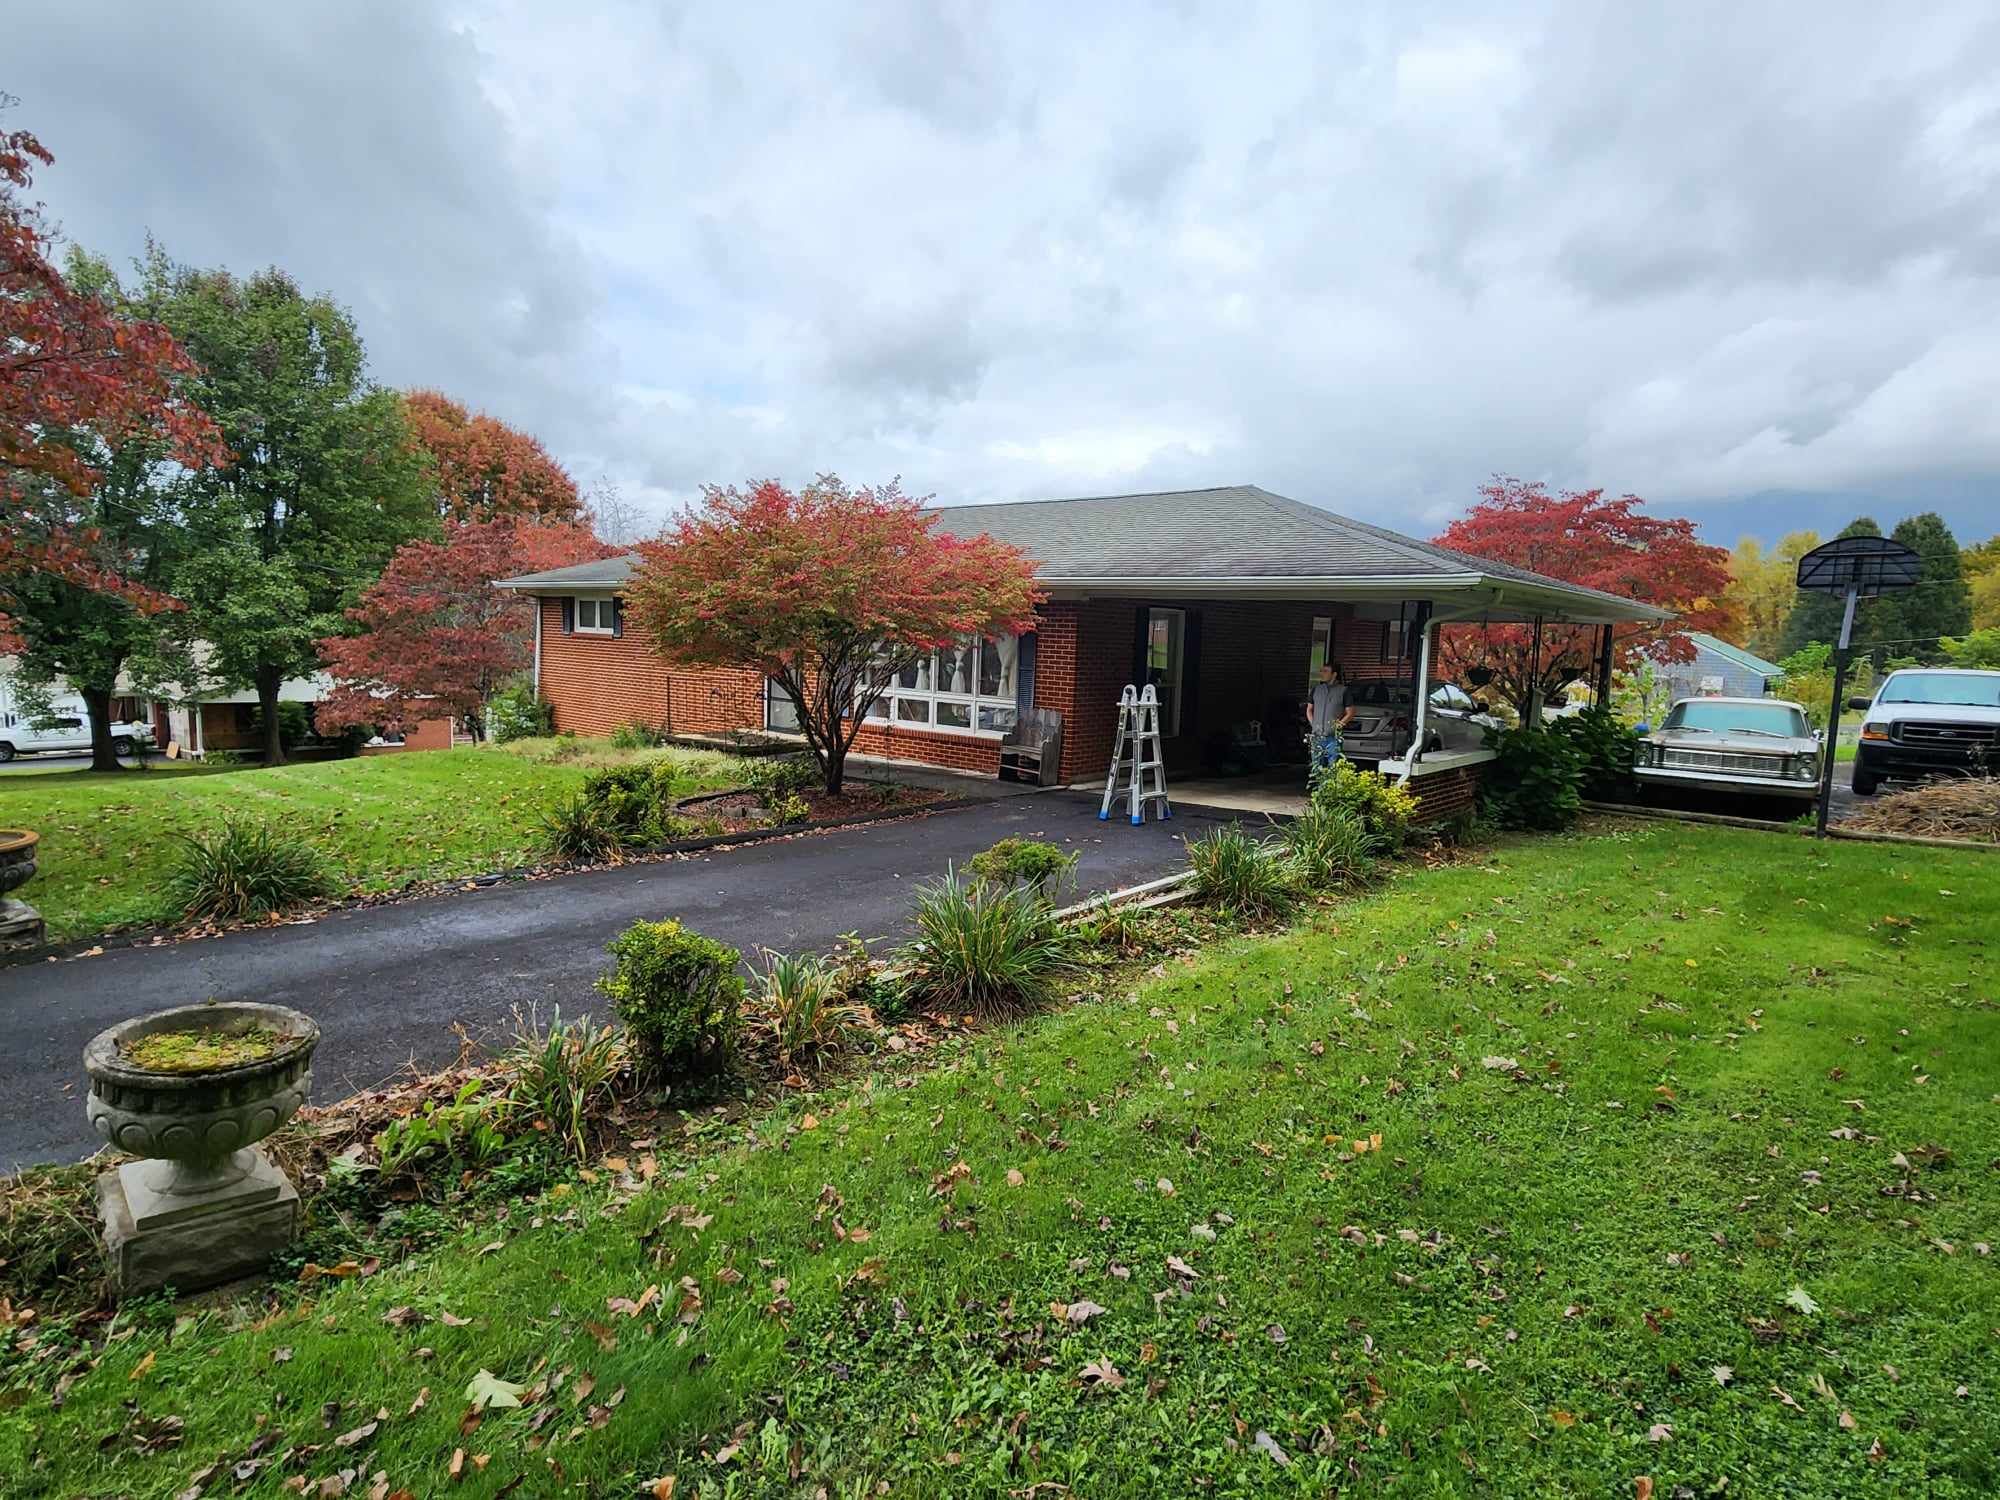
[137,254,436,764]
[1872,512,1971,659]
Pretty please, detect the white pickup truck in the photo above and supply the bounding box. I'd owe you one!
[0,712,155,762]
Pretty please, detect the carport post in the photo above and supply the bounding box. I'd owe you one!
[1525,615,1545,726]
[1593,624,1615,708]
[1406,601,1434,765]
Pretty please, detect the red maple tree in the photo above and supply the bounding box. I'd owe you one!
[1432,478,1732,716]
[1,119,224,623]
[317,518,612,737]
[623,477,1042,792]
[403,389,581,524]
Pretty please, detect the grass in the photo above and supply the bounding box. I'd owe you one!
[0,742,747,942]
[4,820,1997,1496]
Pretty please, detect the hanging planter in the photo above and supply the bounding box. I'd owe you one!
[1465,665,1496,689]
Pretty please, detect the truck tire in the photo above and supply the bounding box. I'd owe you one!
[112,736,136,756]
[0,742,13,762]
[1850,766,1880,797]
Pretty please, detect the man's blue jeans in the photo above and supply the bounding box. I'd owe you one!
[1311,730,1344,771]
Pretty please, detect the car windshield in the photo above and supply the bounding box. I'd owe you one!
[1664,701,1808,737]
[1878,672,2000,707]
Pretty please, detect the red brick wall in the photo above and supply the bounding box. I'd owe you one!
[536,598,765,738]
[360,716,456,754]
[1407,761,1485,823]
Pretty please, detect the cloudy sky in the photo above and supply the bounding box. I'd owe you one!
[16,1,2000,545]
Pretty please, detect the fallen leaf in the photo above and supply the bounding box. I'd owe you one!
[1077,1358,1125,1390]
[1711,1364,1734,1387]
[129,1350,155,1381]
[1252,1430,1291,1467]
[1784,1286,1821,1317]
[463,1369,526,1410]
[1006,1169,1025,1187]
[646,1480,676,1500]
[1839,1410,1857,1430]
[1646,1423,1672,1443]
[334,1421,379,1449]
[447,1449,465,1484]
[1551,1409,1576,1428]
[1065,1299,1108,1325]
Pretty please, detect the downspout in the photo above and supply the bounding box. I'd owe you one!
[533,596,543,694]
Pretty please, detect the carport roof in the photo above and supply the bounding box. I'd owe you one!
[497,484,1667,625]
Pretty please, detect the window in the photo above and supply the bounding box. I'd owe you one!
[861,634,1024,735]
[764,678,801,732]
[575,597,614,634]
[1145,608,1184,737]
[1307,616,1334,692]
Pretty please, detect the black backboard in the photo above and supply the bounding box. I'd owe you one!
[1795,535,1921,596]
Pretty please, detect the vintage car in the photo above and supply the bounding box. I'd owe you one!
[1633,696,1822,800]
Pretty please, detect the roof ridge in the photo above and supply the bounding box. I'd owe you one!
[1237,487,1474,575]
[932,485,1252,514]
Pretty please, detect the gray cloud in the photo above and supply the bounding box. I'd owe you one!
[15,0,2000,546]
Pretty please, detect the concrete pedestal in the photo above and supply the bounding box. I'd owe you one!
[0,897,44,951]
[96,1148,300,1295]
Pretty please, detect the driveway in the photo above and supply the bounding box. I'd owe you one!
[0,791,1225,1170]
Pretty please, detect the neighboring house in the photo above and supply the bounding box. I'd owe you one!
[154,671,335,757]
[497,485,1665,820]
[0,659,152,737]
[1664,633,1784,702]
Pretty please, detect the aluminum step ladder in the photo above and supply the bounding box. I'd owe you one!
[1098,684,1172,824]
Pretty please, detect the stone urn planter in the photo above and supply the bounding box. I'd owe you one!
[85,1001,319,1295]
[0,828,43,949]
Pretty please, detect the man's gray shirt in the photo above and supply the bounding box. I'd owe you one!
[1310,681,1348,732]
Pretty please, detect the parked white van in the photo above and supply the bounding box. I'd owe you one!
[0,705,154,761]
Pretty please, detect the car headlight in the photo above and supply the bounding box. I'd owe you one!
[1794,755,1818,781]
[1860,721,1890,742]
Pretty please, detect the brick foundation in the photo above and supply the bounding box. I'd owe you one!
[1406,761,1486,823]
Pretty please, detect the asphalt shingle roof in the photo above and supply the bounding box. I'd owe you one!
[498,484,1654,617]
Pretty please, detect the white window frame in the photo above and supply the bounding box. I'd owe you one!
[858,634,1024,739]
[574,596,615,635]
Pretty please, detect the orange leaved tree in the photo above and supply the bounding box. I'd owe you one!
[623,477,1041,794]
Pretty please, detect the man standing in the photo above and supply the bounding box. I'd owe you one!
[1308,662,1352,772]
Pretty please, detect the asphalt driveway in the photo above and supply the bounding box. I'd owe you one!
[1,791,1226,1170]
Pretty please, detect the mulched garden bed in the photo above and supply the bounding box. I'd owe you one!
[1841,776,2000,843]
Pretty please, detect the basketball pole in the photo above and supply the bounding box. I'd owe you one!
[1813,584,1859,839]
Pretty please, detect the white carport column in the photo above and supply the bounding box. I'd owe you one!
[1408,615,1435,770]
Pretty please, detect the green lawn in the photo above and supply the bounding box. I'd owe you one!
[5,820,1995,1496]
[0,742,746,942]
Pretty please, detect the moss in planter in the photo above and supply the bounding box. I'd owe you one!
[120,1025,289,1074]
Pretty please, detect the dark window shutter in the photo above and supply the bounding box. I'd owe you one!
[561,598,574,634]
[611,598,624,638]
[1016,631,1037,710]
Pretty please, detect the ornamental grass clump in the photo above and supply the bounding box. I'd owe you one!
[501,1006,627,1163]
[1186,824,1296,919]
[752,950,861,1068]
[1279,803,1380,892]
[163,818,336,923]
[897,868,1078,1016]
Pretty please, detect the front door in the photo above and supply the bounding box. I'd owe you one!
[1134,606,1202,769]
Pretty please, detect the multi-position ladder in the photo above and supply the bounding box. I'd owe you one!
[1098,684,1172,824]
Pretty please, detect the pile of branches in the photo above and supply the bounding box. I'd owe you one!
[1844,777,2000,844]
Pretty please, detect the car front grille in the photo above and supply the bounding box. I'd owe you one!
[1660,748,1785,777]
[1898,721,1999,748]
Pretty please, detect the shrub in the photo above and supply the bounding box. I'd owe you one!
[1186,824,1297,919]
[540,790,621,862]
[570,760,690,845]
[488,681,555,744]
[596,919,743,1079]
[1307,760,1418,850]
[1478,723,1586,830]
[501,1006,626,1163]
[375,1079,512,1178]
[752,950,858,1067]
[1547,705,1638,801]
[763,789,812,826]
[966,837,1078,901]
[609,720,667,750]
[898,869,1078,1016]
[164,818,336,923]
[748,754,820,797]
[1279,803,1379,891]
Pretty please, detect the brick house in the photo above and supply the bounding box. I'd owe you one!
[497,485,1664,818]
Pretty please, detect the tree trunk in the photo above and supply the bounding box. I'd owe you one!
[822,737,846,796]
[257,665,287,766]
[80,684,123,774]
